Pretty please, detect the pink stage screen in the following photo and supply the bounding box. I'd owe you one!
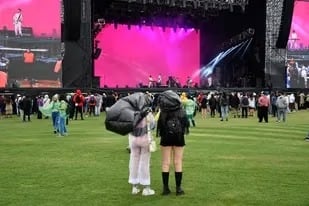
[0,0,62,88]
[94,24,200,88]
[286,1,309,88]
[0,0,61,37]
[288,1,309,50]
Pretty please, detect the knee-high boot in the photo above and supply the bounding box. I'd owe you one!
[161,172,171,195]
[175,172,185,195]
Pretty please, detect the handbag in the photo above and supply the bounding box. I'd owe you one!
[147,114,157,152]
[149,137,157,152]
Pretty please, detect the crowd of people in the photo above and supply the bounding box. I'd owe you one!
[0,89,111,136]
[1,88,309,196]
[194,90,309,122]
[286,58,309,88]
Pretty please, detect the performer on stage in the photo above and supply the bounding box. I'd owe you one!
[148,75,154,88]
[289,30,298,50]
[186,76,193,88]
[13,8,23,37]
[157,74,162,87]
[23,49,35,64]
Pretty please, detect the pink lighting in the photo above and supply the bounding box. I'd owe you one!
[288,1,309,50]
[0,0,61,37]
[0,0,62,88]
[94,24,200,88]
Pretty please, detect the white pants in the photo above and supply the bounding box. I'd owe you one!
[19,109,24,120]
[95,105,100,116]
[14,22,22,36]
[128,134,151,186]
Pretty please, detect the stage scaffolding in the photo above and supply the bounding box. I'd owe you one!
[265,0,287,88]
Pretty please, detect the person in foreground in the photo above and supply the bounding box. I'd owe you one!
[104,92,156,195]
[129,109,156,196]
[157,90,189,196]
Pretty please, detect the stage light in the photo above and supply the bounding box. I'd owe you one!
[97,18,105,24]
[248,28,255,35]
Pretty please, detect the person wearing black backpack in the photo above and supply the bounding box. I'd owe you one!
[156,90,189,196]
[240,93,249,118]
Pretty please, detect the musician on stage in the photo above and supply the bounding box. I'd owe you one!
[186,76,193,88]
[289,30,298,50]
[157,74,162,87]
[148,75,154,88]
[23,49,35,64]
[13,8,23,37]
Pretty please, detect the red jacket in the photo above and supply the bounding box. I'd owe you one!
[73,90,85,107]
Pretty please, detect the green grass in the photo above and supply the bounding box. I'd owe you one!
[1,111,309,206]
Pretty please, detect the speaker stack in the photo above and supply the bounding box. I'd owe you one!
[63,0,81,41]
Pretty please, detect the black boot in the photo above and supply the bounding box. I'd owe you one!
[161,172,171,195]
[175,172,185,196]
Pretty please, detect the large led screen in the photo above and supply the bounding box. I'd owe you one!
[94,24,200,88]
[286,0,309,88]
[0,0,62,88]
[288,1,309,51]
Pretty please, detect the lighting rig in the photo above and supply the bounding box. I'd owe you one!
[265,0,286,82]
[265,0,285,64]
[96,0,250,29]
[92,18,105,59]
[219,28,255,51]
[93,18,106,38]
[125,0,249,12]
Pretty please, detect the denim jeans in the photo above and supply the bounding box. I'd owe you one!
[277,108,287,122]
[221,105,229,120]
[58,116,67,135]
[52,111,60,131]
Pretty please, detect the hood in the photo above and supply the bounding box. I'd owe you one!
[76,89,82,95]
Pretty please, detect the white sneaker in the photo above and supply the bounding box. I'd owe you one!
[142,188,155,196]
[132,186,140,195]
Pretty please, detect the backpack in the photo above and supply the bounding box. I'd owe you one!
[271,96,277,105]
[89,96,95,104]
[241,97,249,106]
[221,96,228,106]
[166,115,183,137]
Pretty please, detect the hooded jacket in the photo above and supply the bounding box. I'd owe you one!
[105,92,152,136]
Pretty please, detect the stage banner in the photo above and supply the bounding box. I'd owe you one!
[0,0,62,88]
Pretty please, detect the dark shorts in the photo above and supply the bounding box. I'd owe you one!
[160,134,185,147]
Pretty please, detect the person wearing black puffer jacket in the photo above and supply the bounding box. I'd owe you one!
[156,90,189,196]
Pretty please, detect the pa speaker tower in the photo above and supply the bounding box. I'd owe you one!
[63,0,81,41]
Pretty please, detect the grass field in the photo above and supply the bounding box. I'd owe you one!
[1,111,309,206]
